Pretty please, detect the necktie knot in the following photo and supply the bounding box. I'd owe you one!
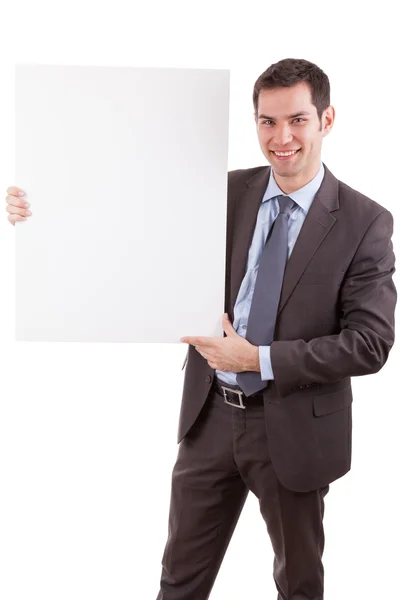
[277,195,295,216]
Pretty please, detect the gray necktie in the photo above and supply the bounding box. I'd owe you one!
[236,195,295,396]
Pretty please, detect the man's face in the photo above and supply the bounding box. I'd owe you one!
[254,82,334,183]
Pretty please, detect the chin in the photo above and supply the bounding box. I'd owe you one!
[273,164,301,177]
[270,156,306,176]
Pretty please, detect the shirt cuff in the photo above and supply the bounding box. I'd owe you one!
[258,345,274,381]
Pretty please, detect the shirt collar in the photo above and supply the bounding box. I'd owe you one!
[262,162,325,212]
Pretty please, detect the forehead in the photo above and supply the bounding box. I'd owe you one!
[257,82,316,117]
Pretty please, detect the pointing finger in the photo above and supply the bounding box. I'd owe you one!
[180,336,215,347]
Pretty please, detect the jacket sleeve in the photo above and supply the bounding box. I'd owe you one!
[270,209,397,397]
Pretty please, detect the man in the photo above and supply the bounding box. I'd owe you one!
[6,58,397,600]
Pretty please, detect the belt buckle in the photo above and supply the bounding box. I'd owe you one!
[221,386,246,409]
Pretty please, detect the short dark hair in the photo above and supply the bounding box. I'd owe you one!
[253,58,330,122]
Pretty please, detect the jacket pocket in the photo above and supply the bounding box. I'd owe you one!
[312,385,353,416]
[297,271,340,286]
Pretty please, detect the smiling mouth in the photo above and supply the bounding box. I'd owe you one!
[271,149,301,157]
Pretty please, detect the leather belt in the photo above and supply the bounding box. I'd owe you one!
[212,377,265,408]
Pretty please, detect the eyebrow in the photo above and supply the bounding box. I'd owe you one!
[257,111,311,120]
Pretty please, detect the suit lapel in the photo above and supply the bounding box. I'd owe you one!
[229,167,271,316]
[229,163,340,317]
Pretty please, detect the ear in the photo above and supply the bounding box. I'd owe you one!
[322,105,335,137]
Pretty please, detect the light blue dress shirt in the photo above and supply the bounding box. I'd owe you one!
[216,162,325,386]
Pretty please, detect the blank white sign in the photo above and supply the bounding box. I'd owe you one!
[15,65,229,342]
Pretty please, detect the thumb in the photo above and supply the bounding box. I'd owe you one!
[222,313,236,336]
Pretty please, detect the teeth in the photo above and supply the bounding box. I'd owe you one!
[274,150,298,156]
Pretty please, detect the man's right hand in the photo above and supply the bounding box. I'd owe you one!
[5,187,32,226]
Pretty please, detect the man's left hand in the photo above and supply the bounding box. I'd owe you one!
[180,313,260,373]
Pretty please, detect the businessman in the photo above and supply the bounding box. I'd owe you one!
[6,58,397,600]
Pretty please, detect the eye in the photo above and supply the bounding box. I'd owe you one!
[293,118,305,123]
[261,120,273,126]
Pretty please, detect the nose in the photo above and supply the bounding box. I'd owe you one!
[273,123,293,147]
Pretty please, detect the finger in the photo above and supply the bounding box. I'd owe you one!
[6,186,26,197]
[222,313,236,335]
[6,203,32,218]
[6,194,30,209]
[181,336,212,346]
[8,214,27,225]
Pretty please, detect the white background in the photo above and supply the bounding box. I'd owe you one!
[0,2,398,599]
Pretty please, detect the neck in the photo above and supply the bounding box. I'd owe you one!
[273,160,321,195]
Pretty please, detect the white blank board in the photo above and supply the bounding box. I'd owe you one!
[15,65,229,342]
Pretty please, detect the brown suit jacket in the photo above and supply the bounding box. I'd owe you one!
[177,163,397,492]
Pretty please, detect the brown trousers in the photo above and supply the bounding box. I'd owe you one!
[156,378,329,600]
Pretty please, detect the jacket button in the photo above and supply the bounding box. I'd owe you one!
[205,376,212,383]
